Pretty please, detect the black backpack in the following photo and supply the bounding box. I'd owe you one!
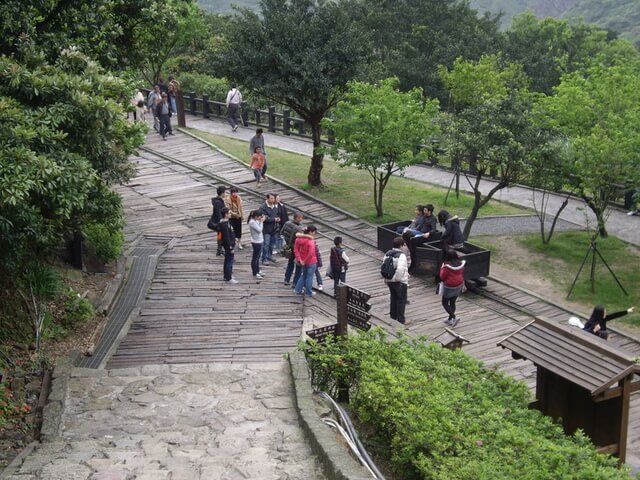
[381,250,400,279]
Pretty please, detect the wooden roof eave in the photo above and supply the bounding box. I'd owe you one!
[591,364,640,397]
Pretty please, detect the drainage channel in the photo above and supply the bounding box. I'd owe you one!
[77,245,164,368]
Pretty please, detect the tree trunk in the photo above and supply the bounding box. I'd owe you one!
[307,121,324,186]
[462,192,482,240]
[544,194,569,244]
[373,175,382,217]
[582,194,609,238]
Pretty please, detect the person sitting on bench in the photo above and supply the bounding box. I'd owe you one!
[396,205,425,234]
[438,209,464,249]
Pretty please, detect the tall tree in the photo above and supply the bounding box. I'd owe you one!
[503,13,627,95]
[354,0,502,102]
[0,0,207,80]
[0,46,146,283]
[217,0,372,186]
[440,55,546,239]
[324,78,440,217]
[538,63,640,237]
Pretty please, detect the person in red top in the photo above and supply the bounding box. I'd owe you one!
[293,225,318,297]
[439,249,466,327]
[250,147,266,185]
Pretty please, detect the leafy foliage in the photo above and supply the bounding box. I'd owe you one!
[0,48,145,278]
[324,78,439,217]
[439,56,546,239]
[304,330,633,479]
[341,0,503,103]
[217,0,373,185]
[62,289,94,327]
[537,63,640,237]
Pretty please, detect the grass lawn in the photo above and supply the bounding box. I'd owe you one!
[480,231,640,327]
[187,129,528,223]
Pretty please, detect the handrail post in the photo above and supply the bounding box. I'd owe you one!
[268,106,276,132]
[283,109,290,136]
[202,94,210,119]
[189,92,196,116]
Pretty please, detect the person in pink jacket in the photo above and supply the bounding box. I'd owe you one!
[439,249,466,327]
[294,225,318,297]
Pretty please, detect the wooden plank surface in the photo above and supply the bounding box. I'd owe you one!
[104,129,640,465]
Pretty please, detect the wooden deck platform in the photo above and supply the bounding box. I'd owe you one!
[104,130,640,466]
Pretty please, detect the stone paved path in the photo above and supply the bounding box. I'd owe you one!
[4,362,325,480]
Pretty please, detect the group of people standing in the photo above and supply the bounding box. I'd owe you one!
[210,187,349,293]
[145,77,180,140]
[384,205,466,326]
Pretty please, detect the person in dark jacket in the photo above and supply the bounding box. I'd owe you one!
[281,212,305,285]
[155,92,173,140]
[437,210,464,249]
[211,186,227,256]
[258,193,279,264]
[439,249,466,327]
[329,236,349,295]
[583,305,635,339]
[274,194,289,251]
[218,208,237,283]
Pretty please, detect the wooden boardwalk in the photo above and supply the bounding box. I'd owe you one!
[105,130,640,465]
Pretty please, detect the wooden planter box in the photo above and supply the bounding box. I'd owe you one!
[377,221,411,252]
[414,240,490,282]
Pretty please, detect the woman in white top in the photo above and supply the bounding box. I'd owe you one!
[248,210,264,279]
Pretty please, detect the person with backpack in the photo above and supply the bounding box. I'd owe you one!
[439,249,466,327]
[382,236,409,325]
[328,236,349,295]
[210,186,227,256]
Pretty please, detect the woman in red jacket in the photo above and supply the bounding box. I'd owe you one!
[439,249,465,327]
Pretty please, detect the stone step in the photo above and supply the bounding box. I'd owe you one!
[3,362,326,480]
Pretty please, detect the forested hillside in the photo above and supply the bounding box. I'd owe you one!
[471,0,639,45]
[197,0,639,46]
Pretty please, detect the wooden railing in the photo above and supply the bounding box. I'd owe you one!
[142,89,334,144]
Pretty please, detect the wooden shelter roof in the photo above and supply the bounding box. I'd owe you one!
[498,316,640,397]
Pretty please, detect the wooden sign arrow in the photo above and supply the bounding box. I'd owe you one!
[345,285,371,303]
[306,324,338,343]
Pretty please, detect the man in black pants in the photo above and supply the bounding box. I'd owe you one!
[211,186,227,256]
[384,237,410,325]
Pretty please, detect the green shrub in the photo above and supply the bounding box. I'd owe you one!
[21,263,60,300]
[84,222,124,263]
[41,311,66,340]
[61,289,94,327]
[179,73,229,101]
[304,330,632,479]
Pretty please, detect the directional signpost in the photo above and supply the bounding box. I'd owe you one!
[305,283,372,344]
[337,283,372,333]
[306,324,338,343]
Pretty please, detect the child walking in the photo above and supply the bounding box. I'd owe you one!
[250,147,266,185]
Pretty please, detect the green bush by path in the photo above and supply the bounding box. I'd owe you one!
[304,330,633,479]
[187,129,528,224]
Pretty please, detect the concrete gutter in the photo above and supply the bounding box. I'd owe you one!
[288,350,373,480]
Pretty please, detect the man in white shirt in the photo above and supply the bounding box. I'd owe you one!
[226,83,242,132]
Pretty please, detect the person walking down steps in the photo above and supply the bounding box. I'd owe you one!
[226,83,242,132]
